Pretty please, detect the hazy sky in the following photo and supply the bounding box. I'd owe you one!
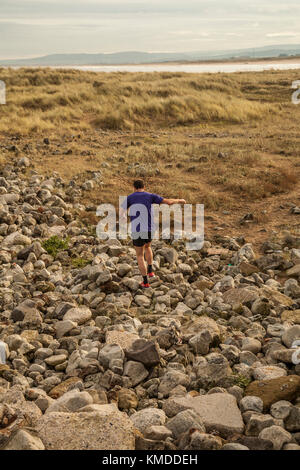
[1,0,300,58]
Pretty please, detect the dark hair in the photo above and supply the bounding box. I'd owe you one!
[133,180,145,189]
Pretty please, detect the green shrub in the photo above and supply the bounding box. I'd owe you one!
[71,257,91,268]
[42,236,69,258]
[233,374,252,389]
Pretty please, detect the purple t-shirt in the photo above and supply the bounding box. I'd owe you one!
[122,191,164,234]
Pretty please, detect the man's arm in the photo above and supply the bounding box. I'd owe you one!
[161,198,186,206]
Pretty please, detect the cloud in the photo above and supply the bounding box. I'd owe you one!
[266,32,299,38]
[0,0,300,58]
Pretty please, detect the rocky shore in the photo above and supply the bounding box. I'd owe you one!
[0,158,300,450]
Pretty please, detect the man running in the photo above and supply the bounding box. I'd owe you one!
[121,180,186,288]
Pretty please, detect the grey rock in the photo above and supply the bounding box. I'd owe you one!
[63,307,92,325]
[3,430,45,450]
[282,326,300,348]
[130,408,166,434]
[222,443,249,450]
[123,361,149,386]
[166,409,205,438]
[240,396,264,413]
[163,393,244,438]
[245,413,275,436]
[259,425,292,450]
[270,401,293,420]
[285,406,300,432]
[46,390,93,413]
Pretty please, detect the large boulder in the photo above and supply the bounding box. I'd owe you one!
[36,407,135,450]
[105,330,139,350]
[163,393,244,438]
[245,376,300,410]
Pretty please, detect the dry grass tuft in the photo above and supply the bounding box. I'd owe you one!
[0,68,280,134]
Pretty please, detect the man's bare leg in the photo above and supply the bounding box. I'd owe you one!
[144,242,153,267]
[135,246,147,277]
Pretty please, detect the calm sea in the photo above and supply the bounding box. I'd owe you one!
[41,63,300,73]
[8,63,300,73]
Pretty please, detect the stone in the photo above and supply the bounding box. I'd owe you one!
[285,406,300,432]
[76,404,114,413]
[236,436,273,450]
[195,353,233,390]
[240,396,264,413]
[35,395,54,412]
[252,366,287,381]
[130,408,166,434]
[174,302,193,316]
[3,399,42,427]
[3,430,45,450]
[186,432,223,450]
[284,443,300,450]
[145,426,172,441]
[183,316,220,343]
[117,263,132,277]
[96,270,112,285]
[270,401,293,420]
[2,231,31,247]
[49,378,83,399]
[63,307,92,325]
[135,295,151,308]
[123,361,148,386]
[241,338,261,354]
[11,300,40,323]
[163,393,244,438]
[245,376,300,410]
[222,443,249,450]
[99,343,124,369]
[125,340,160,367]
[158,247,178,264]
[45,354,68,367]
[189,330,212,355]
[284,279,300,298]
[36,409,135,450]
[158,370,190,397]
[281,310,300,324]
[282,325,300,348]
[286,264,300,277]
[55,320,77,339]
[245,413,275,436]
[239,351,258,366]
[105,330,139,350]
[251,298,271,316]
[239,262,259,276]
[166,409,205,438]
[222,287,258,306]
[117,388,138,410]
[46,390,93,413]
[259,286,294,308]
[259,426,292,450]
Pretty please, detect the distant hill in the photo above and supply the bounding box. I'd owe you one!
[1,44,300,66]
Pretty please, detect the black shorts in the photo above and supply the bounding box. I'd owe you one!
[132,232,152,247]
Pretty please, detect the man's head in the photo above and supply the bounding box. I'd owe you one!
[133,180,145,190]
